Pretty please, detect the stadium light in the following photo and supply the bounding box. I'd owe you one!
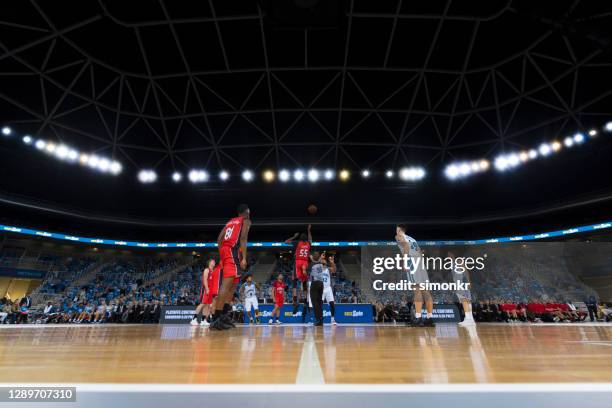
[399,167,426,181]
[87,155,100,168]
[22,135,33,145]
[67,149,78,162]
[564,137,574,147]
[263,170,275,182]
[324,169,334,180]
[109,161,122,175]
[307,169,319,182]
[1,126,11,136]
[35,140,44,150]
[588,129,597,137]
[242,170,254,182]
[279,169,290,182]
[172,172,182,182]
[219,170,229,181]
[138,170,157,183]
[361,169,370,178]
[98,158,111,172]
[339,169,350,181]
[188,169,209,183]
[385,170,394,179]
[573,133,585,144]
[605,122,612,132]
[45,142,56,154]
[538,143,552,156]
[55,145,69,160]
[293,170,305,182]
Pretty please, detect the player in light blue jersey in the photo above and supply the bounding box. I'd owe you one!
[240,275,261,324]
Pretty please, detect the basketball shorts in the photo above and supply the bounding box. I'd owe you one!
[322,286,334,303]
[274,294,284,308]
[202,291,215,305]
[295,260,309,282]
[452,272,471,301]
[406,265,429,285]
[219,246,240,278]
[244,297,259,312]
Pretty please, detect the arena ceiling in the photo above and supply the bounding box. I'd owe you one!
[1,0,612,240]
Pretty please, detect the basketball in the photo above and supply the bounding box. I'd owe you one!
[307,204,318,214]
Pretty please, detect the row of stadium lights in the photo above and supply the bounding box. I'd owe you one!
[4,122,611,183]
[444,122,612,180]
[139,167,427,184]
[1,127,122,175]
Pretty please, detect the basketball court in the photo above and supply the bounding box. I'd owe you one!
[3,323,612,384]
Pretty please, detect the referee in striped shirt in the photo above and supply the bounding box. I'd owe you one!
[309,252,336,326]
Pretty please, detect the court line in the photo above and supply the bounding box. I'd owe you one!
[2,383,612,393]
[295,331,325,384]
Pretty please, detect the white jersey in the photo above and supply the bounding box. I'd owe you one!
[321,267,332,289]
[244,283,257,299]
[396,232,429,284]
[397,233,422,258]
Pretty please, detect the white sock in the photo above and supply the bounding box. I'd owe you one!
[426,313,433,318]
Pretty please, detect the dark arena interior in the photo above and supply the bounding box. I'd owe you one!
[0,1,611,407]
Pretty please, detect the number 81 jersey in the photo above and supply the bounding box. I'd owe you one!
[221,216,244,248]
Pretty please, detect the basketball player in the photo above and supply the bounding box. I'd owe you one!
[210,204,251,331]
[321,252,337,325]
[396,225,435,327]
[191,258,217,327]
[447,251,475,326]
[241,275,260,324]
[285,225,312,316]
[269,273,287,325]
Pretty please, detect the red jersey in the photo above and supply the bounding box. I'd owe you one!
[295,241,311,261]
[221,216,244,248]
[273,280,286,297]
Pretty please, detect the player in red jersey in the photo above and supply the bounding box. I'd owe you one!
[191,259,221,327]
[210,204,251,330]
[285,224,312,316]
[269,273,287,325]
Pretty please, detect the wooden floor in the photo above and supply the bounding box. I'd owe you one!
[0,323,611,384]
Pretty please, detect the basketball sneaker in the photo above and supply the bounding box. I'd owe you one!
[221,314,235,327]
[331,317,337,325]
[190,318,199,326]
[200,319,210,328]
[210,318,232,330]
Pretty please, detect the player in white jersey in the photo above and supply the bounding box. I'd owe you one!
[240,275,260,324]
[447,252,475,326]
[396,225,435,327]
[321,253,337,325]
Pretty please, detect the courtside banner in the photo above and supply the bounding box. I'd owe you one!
[160,306,196,324]
[243,303,373,324]
[1,220,611,248]
[419,303,461,323]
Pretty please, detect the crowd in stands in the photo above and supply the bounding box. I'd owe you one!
[1,248,611,325]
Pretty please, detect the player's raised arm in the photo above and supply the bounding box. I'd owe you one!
[284,232,299,244]
[328,255,336,274]
[307,224,312,242]
[240,219,251,270]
